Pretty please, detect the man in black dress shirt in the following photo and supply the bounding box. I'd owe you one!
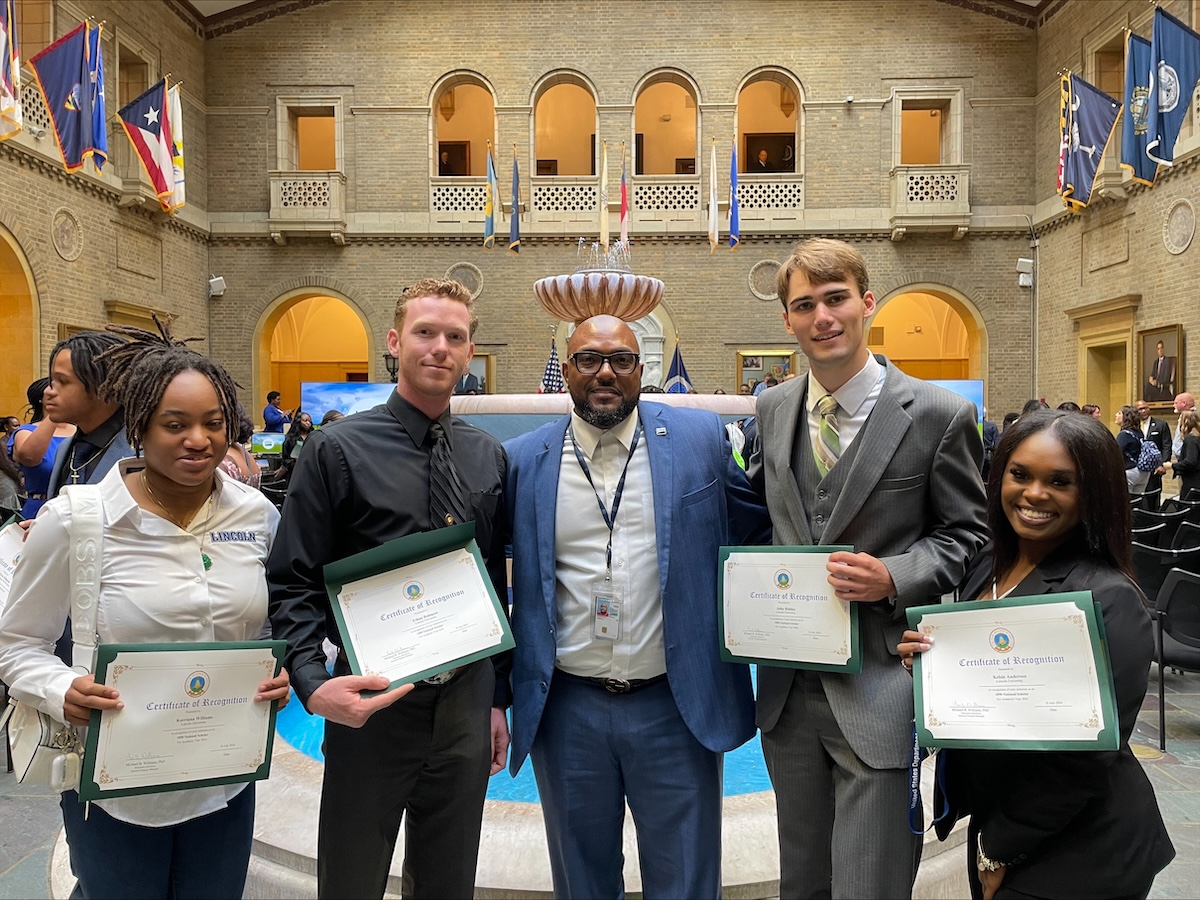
[268,278,509,900]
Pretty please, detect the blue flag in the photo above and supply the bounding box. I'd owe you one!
[87,23,106,172]
[663,346,694,393]
[1061,74,1119,211]
[509,149,520,253]
[729,140,740,249]
[1122,32,1157,185]
[483,145,498,248]
[29,22,106,172]
[1147,7,1200,167]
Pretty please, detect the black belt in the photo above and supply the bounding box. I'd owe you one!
[555,670,667,694]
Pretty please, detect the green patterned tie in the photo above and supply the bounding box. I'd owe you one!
[814,393,841,477]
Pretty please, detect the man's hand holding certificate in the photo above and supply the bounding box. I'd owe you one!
[719,546,861,673]
[906,592,1119,751]
[324,523,514,692]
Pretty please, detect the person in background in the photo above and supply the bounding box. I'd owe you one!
[1172,392,1196,459]
[1021,399,1050,415]
[1081,404,1102,422]
[219,406,262,489]
[319,409,344,427]
[278,412,314,482]
[899,410,1174,900]
[9,378,75,520]
[1167,409,1200,502]
[1056,401,1081,413]
[263,391,294,433]
[0,444,19,513]
[2,416,19,444]
[0,320,289,900]
[1135,400,1172,511]
[1002,412,1020,432]
[44,332,133,498]
[1116,405,1148,494]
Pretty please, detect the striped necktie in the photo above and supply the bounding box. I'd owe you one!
[814,393,841,477]
[428,421,469,528]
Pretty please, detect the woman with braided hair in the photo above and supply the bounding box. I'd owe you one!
[0,316,290,899]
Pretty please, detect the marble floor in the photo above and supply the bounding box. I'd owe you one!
[2,664,1199,900]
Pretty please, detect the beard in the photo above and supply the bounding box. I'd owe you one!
[575,395,638,430]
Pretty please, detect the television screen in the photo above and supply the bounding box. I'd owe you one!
[250,432,286,455]
[928,379,985,424]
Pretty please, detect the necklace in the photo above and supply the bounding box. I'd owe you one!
[140,471,215,571]
[67,433,119,484]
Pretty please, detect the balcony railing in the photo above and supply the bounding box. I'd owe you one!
[889,165,971,240]
[268,170,346,242]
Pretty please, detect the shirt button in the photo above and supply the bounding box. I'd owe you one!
[815,514,825,524]
[818,490,827,500]
[200,617,210,626]
[194,576,202,584]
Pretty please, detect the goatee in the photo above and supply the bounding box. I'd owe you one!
[576,397,637,430]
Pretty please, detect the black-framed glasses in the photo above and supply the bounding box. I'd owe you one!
[568,351,640,376]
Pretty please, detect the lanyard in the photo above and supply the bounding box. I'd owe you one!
[569,420,642,580]
[908,723,950,834]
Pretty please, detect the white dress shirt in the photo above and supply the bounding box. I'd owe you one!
[806,353,885,461]
[553,409,666,680]
[0,460,279,827]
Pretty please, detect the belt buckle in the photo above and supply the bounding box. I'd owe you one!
[602,678,631,693]
[423,667,459,686]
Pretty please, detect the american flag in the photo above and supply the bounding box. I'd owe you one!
[538,340,565,393]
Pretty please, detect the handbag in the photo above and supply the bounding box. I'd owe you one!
[0,485,103,790]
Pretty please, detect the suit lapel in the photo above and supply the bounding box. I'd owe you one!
[823,360,914,541]
[643,403,674,597]
[534,418,569,622]
[770,380,813,545]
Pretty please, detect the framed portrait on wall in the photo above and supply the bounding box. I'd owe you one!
[1139,325,1183,405]
[745,133,796,173]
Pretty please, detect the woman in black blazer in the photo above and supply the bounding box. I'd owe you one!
[900,409,1174,900]
[1168,409,1200,500]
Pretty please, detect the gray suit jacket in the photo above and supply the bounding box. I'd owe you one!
[751,356,987,768]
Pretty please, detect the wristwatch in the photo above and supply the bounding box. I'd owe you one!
[977,833,1005,872]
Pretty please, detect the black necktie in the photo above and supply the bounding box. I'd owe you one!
[428,421,469,528]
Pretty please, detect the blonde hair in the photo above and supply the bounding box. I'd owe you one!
[1181,409,1200,438]
[775,238,870,306]
[393,278,478,337]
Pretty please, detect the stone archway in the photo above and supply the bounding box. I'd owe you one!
[872,283,987,394]
[254,288,376,426]
[0,223,40,417]
[554,304,673,389]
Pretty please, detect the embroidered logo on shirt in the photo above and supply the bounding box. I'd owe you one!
[208,531,258,543]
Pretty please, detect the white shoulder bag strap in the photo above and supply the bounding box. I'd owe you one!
[62,485,104,674]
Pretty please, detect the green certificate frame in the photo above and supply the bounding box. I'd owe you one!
[80,640,286,801]
[907,592,1119,751]
[718,545,861,674]
[323,522,514,692]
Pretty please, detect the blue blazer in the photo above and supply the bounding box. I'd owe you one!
[504,402,768,775]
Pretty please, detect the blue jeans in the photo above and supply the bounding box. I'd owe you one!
[60,783,255,899]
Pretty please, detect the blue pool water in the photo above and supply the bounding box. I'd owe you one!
[275,683,774,802]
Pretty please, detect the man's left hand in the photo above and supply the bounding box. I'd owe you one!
[979,865,1006,900]
[827,551,897,603]
[489,707,510,775]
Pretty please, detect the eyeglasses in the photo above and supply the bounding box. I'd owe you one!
[568,351,640,376]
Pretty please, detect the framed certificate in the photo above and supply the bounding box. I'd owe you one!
[907,592,1119,751]
[718,545,861,673]
[323,522,514,691]
[80,640,285,801]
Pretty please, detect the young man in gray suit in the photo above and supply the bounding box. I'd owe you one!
[748,239,988,899]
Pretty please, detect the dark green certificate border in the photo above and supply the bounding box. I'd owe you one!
[323,522,515,692]
[80,640,286,802]
[907,592,1119,751]
[718,545,861,674]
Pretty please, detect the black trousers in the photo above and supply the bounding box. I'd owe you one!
[317,659,493,900]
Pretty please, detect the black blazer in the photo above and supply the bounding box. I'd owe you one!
[1145,416,1172,459]
[935,543,1175,899]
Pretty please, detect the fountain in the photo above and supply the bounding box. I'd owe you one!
[533,240,664,322]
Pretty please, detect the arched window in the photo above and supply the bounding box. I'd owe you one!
[433,75,495,177]
[632,74,698,175]
[533,76,598,176]
[736,72,802,174]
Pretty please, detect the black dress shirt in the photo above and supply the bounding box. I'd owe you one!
[267,391,509,706]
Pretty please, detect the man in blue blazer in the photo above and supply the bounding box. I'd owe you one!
[505,315,768,899]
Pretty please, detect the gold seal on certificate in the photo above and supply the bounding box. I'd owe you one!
[80,641,285,801]
[718,546,861,673]
[323,523,515,690]
[906,592,1119,751]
